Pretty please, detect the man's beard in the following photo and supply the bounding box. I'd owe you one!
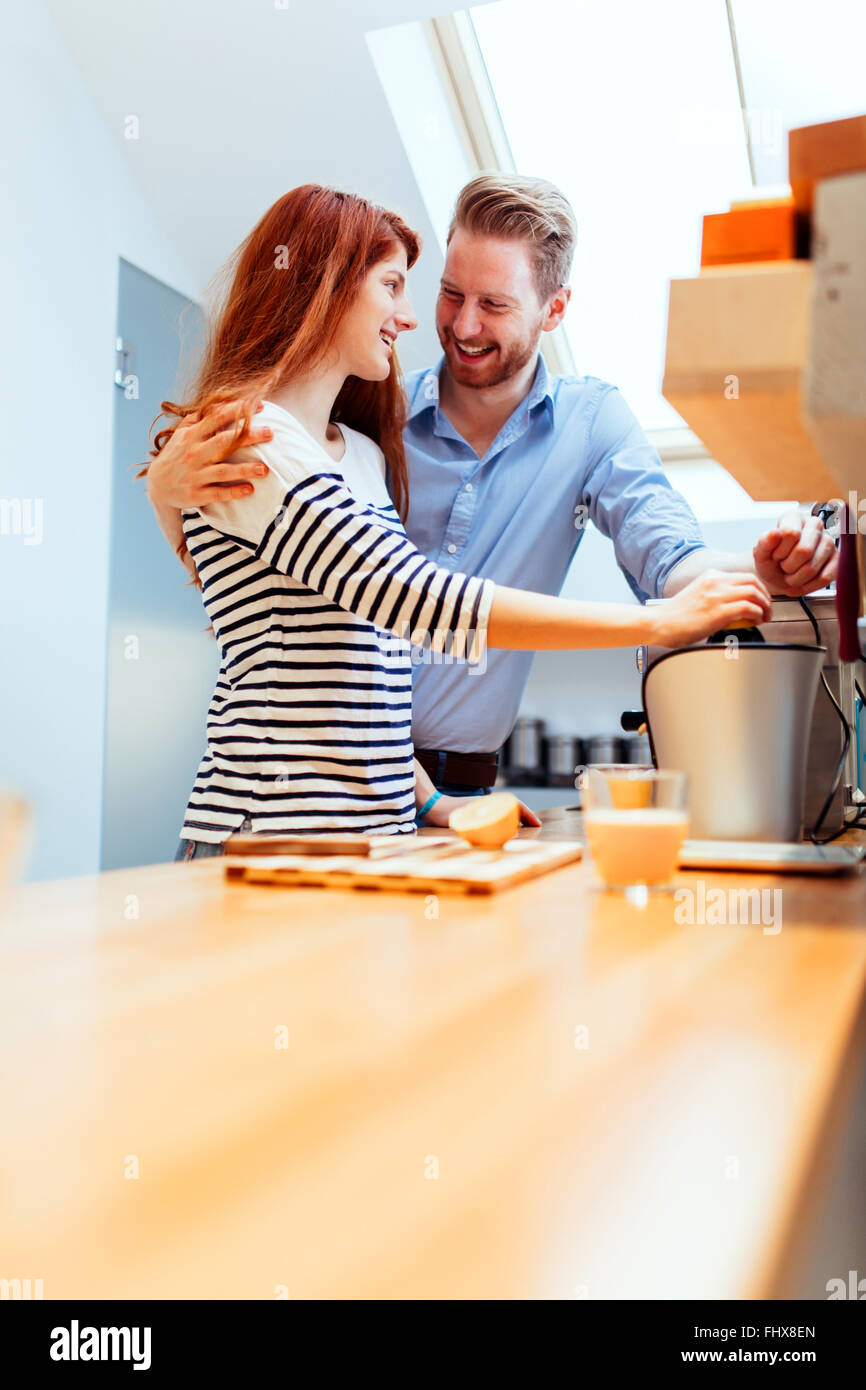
[438,323,541,389]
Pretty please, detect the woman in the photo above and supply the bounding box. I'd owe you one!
[141,185,770,855]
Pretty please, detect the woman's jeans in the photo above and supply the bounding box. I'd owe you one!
[176,786,490,856]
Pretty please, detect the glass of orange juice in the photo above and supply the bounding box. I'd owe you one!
[581,766,688,892]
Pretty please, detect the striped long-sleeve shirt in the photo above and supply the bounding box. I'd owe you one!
[179,402,495,841]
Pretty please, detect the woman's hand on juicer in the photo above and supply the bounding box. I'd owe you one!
[647,569,773,648]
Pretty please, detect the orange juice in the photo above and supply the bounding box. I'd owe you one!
[584,808,689,887]
[606,777,652,810]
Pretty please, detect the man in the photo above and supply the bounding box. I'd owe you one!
[147,174,837,801]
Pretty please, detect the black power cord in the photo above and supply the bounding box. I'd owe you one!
[799,598,865,842]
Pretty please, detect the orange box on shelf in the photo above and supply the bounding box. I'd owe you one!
[700,197,796,267]
[789,114,866,213]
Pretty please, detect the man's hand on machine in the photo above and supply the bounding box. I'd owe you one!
[146,400,272,510]
[752,509,837,597]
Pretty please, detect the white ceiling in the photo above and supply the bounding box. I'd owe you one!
[44,0,498,370]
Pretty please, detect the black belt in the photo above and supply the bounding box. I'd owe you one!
[415,748,500,789]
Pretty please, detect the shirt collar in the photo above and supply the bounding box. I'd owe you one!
[409,353,556,425]
[525,353,555,419]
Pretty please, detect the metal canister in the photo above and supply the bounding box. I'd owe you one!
[504,717,547,785]
[545,735,584,788]
[584,734,623,765]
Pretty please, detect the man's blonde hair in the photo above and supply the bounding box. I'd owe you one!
[447,173,577,302]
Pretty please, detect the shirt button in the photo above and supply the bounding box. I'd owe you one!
[465,483,474,492]
[447,543,457,555]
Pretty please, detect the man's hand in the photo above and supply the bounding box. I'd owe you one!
[146,400,274,511]
[753,510,837,597]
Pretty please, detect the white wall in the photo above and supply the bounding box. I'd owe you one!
[0,0,198,881]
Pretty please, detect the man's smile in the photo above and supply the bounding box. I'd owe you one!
[452,340,496,363]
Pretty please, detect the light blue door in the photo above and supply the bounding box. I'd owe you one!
[102,258,218,869]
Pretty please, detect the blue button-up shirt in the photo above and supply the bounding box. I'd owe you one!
[402,354,706,753]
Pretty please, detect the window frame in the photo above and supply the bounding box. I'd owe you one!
[425,6,752,466]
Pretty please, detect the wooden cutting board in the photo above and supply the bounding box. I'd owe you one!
[224,835,583,895]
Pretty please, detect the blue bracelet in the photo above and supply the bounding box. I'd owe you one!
[417,791,443,820]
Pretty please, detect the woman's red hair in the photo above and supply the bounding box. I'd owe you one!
[139,185,421,579]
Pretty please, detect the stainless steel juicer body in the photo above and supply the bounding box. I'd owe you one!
[642,643,826,842]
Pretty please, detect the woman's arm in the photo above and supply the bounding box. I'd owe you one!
[144,400,774,642]
[194,424,773,654]
[487,570,771,651]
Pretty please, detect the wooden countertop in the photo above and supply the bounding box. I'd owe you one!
[1,811,864,1300]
